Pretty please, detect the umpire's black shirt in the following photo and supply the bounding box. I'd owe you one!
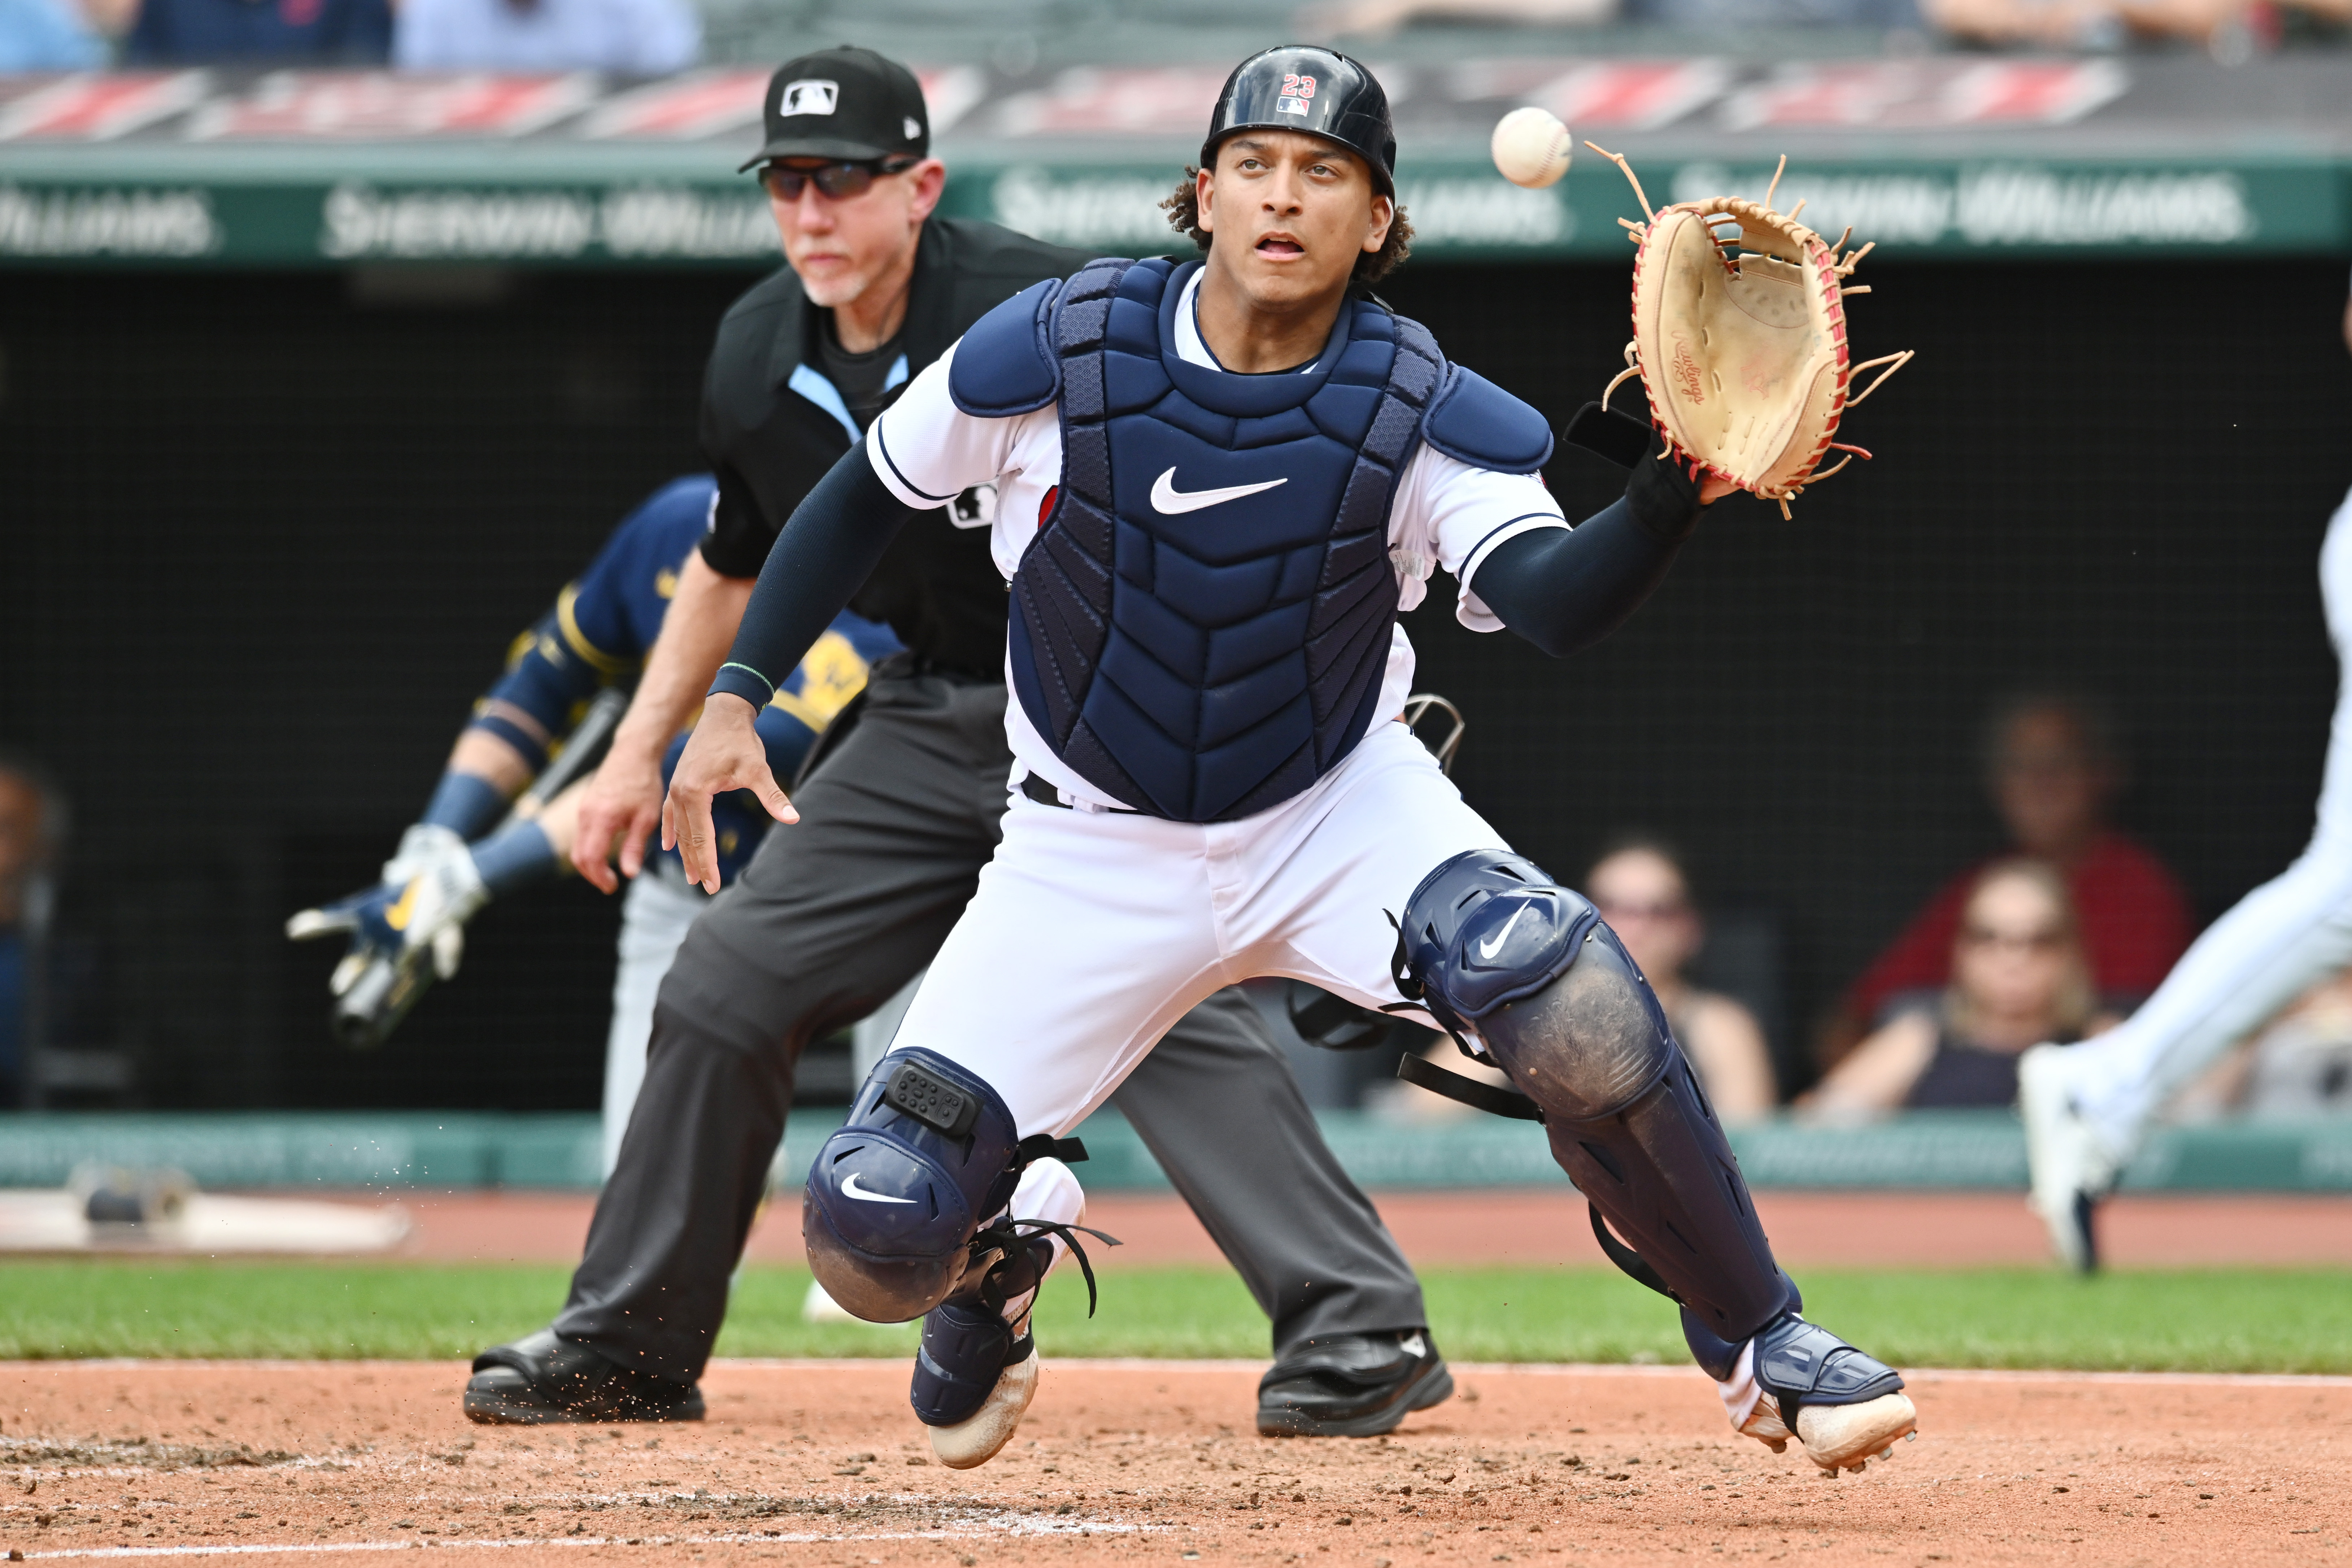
[698,217,1090,677]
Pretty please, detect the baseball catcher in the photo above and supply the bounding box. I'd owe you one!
[665,45,1921,1473]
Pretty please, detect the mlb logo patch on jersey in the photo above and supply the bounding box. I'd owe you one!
[780,79,838,117]
[1278,73,1316,116]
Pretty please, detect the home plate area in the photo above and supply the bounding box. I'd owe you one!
[2,1360,2346,1566]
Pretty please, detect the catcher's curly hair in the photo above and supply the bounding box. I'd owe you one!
[1160,165,1413,288]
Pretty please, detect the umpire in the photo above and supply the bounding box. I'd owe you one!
[465,46,1446,1437]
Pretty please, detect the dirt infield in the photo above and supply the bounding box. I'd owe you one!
[3,1360,2346,1567]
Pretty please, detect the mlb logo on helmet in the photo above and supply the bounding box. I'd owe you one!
[781,79,838,117]
[1277,72,1316,116]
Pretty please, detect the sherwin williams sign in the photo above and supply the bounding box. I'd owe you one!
[0,58,2344,265]
[0,154,2333,266]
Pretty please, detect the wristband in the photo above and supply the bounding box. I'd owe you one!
[1625,449,1706,546]
[708,662,777,708]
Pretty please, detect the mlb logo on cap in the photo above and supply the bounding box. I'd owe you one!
[741,46,930,173]
[781,79,838,117]
[1277,72,1316,116]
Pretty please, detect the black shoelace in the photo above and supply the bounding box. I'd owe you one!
[967,1216,1123,1317]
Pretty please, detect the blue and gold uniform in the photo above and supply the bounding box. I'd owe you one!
[294,475,900,1047]
[470,474,899,883]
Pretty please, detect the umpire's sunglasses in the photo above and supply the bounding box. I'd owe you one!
[757,157,920,202]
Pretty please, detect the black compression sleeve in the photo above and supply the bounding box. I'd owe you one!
[1468,452,1707,659]
[707,447,919,706]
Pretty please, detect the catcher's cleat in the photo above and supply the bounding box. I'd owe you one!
[462,1328,705,1425]
[907,1187,1112,1469]
[912,1299,1040,1469]
[1735,1314,1915,1475]
[2020,1044,2121,1274]
[1256,1330,1455,1438]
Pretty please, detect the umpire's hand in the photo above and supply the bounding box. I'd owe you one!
[665,693,797,893]
[571,741,668,893]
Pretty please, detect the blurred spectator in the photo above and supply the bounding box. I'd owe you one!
[1306,0,1923,27]
[1632,0,1922,22]
[1926,0,2350,49]
[2235,970,2352,1115]
[0,754,117,1107]
[395,0,697,74]
[0,0,105,69]
[2166,967,2352,1121]
[1297,0,1613,32]
[0,754,64,1103]
[1586,836,1777,1123]
[122,0,390,64]
[1805,860,2114,1119]
[1826,688,2190,1065]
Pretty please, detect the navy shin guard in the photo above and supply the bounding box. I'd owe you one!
[1551,1046,1795,1344]
[1394,850,1796,1350]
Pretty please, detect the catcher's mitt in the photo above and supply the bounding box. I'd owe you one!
[1587,147,1912,518]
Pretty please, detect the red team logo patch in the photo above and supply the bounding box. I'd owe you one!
[1277,74,1316,116]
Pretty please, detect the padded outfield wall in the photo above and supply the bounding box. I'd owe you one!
[1,55,2349,1111]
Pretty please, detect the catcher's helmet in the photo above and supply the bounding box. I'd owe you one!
[1202,45,1396,195]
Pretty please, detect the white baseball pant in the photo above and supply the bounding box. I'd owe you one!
[887,718,1507,1139]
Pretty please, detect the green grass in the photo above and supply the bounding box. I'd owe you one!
[3,1260,2348,1374]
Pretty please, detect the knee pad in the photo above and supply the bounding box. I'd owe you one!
[1393,849,1667,1115]
[1396,849,1792,1343]
[802,1048,1027,1324]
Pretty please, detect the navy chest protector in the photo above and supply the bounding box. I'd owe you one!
[951,256,1550,823]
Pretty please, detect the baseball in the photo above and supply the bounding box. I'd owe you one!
[1490,105,1572,189]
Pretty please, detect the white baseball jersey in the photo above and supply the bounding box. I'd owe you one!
[868,268,1569,812]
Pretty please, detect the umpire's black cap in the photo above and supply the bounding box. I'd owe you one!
[1202,45,1396,195]
[739,46,929,173]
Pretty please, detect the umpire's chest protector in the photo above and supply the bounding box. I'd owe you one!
[951,256,1541,823]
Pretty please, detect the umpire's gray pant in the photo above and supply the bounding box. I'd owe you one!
[552,666,1427,1387]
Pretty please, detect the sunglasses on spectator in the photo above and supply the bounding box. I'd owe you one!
[758,157,920,202]
[1960,924,2065,953]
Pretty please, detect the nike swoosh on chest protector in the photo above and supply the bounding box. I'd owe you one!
[1149,467,1288,515]
[1476,902,1532,960]
[840,1172,916,1205]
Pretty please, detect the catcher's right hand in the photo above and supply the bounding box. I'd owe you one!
[663,692,796,895]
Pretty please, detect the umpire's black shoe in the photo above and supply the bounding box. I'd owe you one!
[463,1328,706,1425]
[1256,1329,1454,1437]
